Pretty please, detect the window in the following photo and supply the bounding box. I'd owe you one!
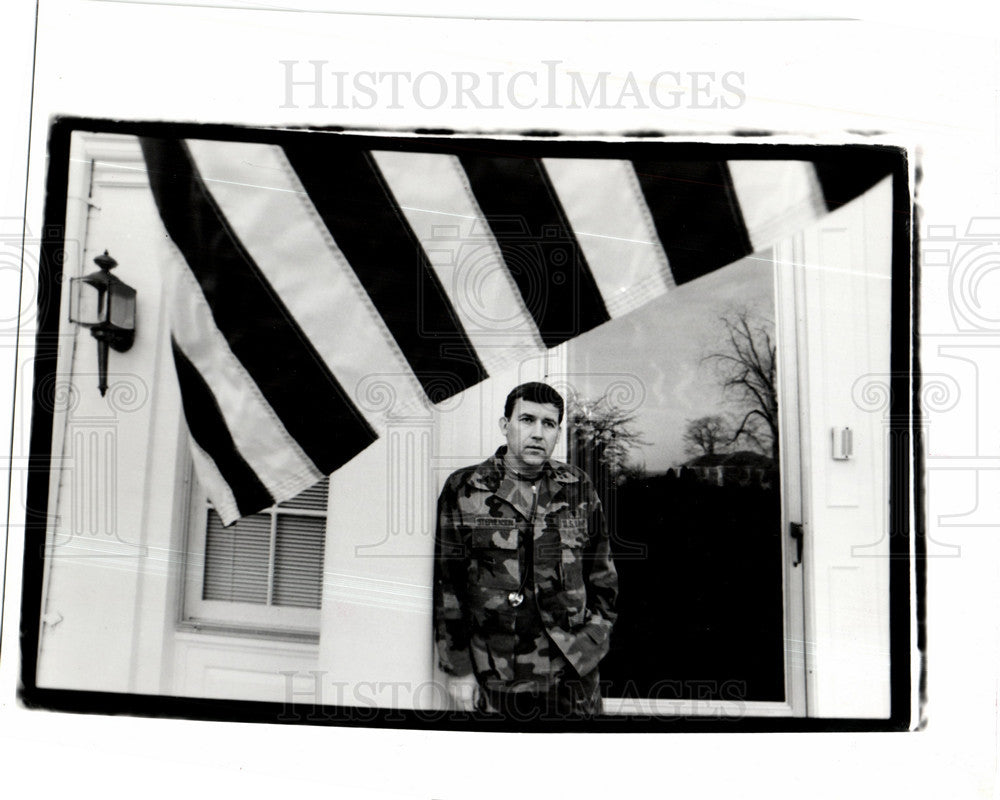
[182,475,329,640]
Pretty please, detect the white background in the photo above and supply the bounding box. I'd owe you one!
[1,1,998,798]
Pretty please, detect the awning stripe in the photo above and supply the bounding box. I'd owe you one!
[166,252,320,504]
[140,137,378,478]
[542,157,674,318]
[170,339,273,518]
[814,155,894,213]
[632,160,752,284]
[458,154,611,347]
[283,142,488,403]
[371,150,545,375]
[186,140,427,430]
[186,437,241,526]
[728,161,826,253]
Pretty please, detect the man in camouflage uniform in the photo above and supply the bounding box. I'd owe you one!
[433,382,618,718]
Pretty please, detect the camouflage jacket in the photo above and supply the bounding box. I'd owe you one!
[433,447,618,686]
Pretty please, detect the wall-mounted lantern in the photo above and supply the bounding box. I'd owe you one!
[68,250,136,397]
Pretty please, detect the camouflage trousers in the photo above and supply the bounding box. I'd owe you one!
[477,667,603,720]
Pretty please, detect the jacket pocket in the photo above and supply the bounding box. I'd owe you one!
[470,526,520,590]
[471,527,519,550]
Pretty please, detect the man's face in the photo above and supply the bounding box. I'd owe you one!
[499,398,561,472]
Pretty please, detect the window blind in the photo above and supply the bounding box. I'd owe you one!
[202,477,329,610]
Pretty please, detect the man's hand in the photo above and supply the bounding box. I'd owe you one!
[445,673,480,711]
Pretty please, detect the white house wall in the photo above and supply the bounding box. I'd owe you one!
[36,133,188,694]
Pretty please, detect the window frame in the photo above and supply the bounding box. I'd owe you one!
[179,461,329,642]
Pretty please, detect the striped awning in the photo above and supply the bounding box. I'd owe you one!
[140,134,891,524]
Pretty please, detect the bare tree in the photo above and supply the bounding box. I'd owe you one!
[682,415,731,457]
[566,392,648,479]
[705,309,778,462]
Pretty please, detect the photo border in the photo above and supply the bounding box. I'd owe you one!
[18,116,920,733]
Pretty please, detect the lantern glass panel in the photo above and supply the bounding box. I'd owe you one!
[69,277,102,326]
[109,284,136,330]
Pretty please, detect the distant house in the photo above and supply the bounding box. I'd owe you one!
[684,450,776,488]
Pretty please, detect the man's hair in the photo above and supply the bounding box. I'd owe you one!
[503,382,565,423]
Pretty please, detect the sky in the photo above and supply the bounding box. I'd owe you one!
[564,249,776,471]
